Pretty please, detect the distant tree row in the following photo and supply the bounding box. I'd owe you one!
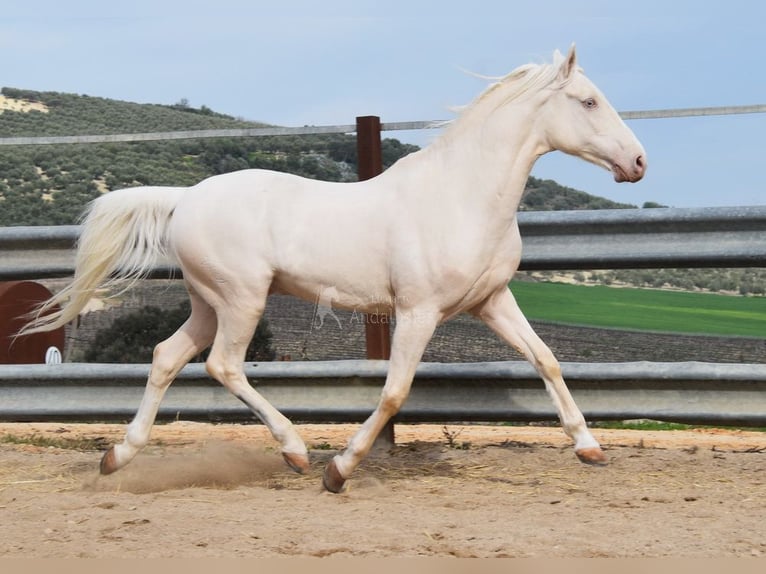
[521,177,636,210]
[1,87,253,136]
[530,268,766,296]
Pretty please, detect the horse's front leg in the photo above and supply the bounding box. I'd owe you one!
[323,308,440,493]
[473,287,606,465]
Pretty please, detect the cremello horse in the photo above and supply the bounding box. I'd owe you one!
[23,46,645,492]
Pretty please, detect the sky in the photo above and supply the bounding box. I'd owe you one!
[2,0,765,208]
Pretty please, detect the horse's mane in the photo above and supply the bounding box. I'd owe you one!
[478,53,565,107]
[436,50,569,135]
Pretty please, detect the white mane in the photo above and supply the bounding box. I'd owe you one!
[438,50,569,137]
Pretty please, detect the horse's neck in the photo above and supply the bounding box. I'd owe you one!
[391,103,545,222]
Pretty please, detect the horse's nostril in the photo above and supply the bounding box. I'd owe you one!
[635,155,645,170]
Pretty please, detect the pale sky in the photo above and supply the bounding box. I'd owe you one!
[2,1,765,208]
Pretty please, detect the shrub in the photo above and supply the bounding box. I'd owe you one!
[84,301,276,363]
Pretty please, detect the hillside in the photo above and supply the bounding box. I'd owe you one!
[0,87,635,227]
[521,176,635,211]
[0,87,420,225]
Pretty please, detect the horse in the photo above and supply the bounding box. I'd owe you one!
[22,45,645,493]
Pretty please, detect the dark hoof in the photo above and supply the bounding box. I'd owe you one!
[99,447,119,475]
[282,451,310,474]
[575,447,608,466]
[322,459,347,493]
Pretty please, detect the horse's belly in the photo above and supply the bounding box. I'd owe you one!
[271,276,394,315]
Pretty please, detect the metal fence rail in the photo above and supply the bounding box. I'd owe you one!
[0,104,763,147]
[519,206,766,269]
[2,206,765,280]
[1,360,764,426]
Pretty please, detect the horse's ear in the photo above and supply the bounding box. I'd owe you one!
[559,43,577,81]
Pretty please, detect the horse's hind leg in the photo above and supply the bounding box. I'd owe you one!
[204,293,309,474]
[100,289,216,475]
[474,287,606,465]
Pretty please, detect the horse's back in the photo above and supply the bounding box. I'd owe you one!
[169,168,394,306]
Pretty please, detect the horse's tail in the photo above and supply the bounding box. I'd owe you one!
[19,186,185,335]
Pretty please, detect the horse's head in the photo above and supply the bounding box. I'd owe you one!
[540,45,646,183]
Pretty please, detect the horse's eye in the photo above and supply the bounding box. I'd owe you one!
[582,98,598,109]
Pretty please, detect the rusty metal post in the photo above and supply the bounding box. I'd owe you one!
[356,116,394,448]
[356,116,391,360]
[0,281,65,364]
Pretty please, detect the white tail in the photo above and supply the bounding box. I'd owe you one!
[20,186,185,335]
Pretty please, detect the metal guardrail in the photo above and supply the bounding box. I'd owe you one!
[519,206,766,269]
[1,208,764,427]
[2,206,765,280]
[1,361,765,426]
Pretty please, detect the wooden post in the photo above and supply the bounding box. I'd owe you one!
[356,116,394,448]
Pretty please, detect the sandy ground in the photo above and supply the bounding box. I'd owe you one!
[0,95,49,114]
[0,421,764,558]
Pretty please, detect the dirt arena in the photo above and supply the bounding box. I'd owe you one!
[0,421,763,558]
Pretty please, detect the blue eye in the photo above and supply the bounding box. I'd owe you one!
[582,98,598,109]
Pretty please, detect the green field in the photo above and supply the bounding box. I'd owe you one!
[509,281,766,338]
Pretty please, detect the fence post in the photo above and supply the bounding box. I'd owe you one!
[356,116,394,448]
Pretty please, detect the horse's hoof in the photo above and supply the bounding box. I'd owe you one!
[575,447,608,466]
[322,459,347,493]
[99,447,119,475]
[282,451,310,474]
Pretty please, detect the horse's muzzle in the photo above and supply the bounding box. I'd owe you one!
[613,154,646,183]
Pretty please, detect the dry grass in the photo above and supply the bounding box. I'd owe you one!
[0,459,83,494]
[0,433,110,452]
